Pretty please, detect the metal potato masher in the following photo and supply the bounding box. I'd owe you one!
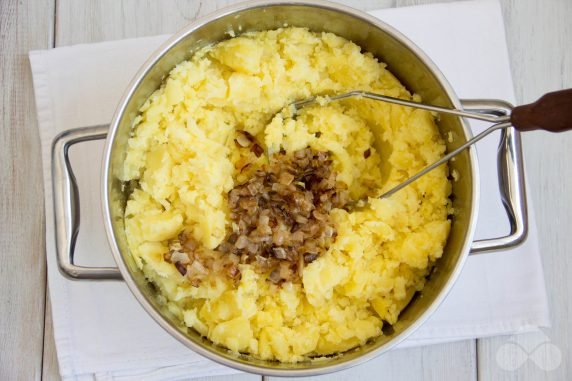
[291,89,572,200]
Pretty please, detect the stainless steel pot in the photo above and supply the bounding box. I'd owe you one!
[51,0,528,376]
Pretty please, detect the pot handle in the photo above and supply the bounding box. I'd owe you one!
[460,99,528,254]
[51,102,527,275]
[52,125,123,280]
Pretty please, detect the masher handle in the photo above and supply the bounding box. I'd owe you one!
[511,89,572,132]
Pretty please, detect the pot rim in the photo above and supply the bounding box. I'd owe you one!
[101,0,480,376]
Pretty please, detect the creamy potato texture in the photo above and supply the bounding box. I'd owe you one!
[122,28,452,362]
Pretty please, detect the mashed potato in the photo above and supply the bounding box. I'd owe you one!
[122,28,452,362]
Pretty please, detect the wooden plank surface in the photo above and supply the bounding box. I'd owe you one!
[0,0,54,380]
[476,0,572,379]
[268,340,477,381]
[0,0,564,380]
[53,0,395,48]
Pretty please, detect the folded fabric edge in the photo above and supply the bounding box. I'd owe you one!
[90,362,241,381]
[400,316,551,347]
[399,325,547,349]
[28,50,80,380]
[29,34,171,56]
[69,323,547,380]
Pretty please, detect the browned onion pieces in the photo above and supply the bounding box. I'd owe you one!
[165,233,241,287]
[220,147,349,284]
[164,148,349,286]
[234,130,264,158]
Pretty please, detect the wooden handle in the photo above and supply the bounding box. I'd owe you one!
[511,89,572,132]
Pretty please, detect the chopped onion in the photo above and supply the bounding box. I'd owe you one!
[188,260,208,276]
[273,247,288,259]
[279,171,295,185]
[235,235,249,249]
[235,131,253,147]
[185,147,352,285]
[171,251,191,265]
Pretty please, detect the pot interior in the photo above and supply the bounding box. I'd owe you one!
[105,1,477,374]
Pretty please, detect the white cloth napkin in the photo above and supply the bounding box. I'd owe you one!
[30,0,550,380]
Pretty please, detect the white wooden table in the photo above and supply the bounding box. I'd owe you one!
[1,0,570,379]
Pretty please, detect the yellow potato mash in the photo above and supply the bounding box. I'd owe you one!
[122,27,452,362]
